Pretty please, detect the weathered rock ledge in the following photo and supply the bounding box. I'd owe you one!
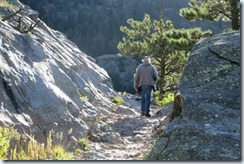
[147,31,240,160]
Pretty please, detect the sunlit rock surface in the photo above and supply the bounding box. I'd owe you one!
[0,2,116,144]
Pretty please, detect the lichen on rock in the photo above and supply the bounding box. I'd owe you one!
[146,31,241,160]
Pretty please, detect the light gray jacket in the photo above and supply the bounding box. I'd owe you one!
[134,62,158,90]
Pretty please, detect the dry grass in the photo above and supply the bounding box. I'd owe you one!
[0,126,75,160]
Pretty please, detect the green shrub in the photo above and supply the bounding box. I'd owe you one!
[80,95,89,101]
[51,145,73,160]
[0,0,14,8]
[78,137,90,151]
[0,0,9,7]
[111,96,124,105]
[153,91,174,106]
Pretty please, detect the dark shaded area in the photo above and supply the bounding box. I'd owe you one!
[19,0,228,58]
[1,73,20,114]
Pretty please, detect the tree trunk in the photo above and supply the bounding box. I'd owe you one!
[159,56,165,93]
[230,0,240,30]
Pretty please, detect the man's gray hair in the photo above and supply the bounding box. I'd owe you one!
[142,56,151,63]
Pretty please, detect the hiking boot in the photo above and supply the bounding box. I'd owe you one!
[145,113,151,117]
[141,111,145,116]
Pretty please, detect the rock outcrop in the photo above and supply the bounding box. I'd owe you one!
[1,1,241,161]
[96,54,140,93]
[146,31,241,160]
[0,1,117,146]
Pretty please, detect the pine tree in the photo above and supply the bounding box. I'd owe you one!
[179,0,240,30]
[118,14,211,93]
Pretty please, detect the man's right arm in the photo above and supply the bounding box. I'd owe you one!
[134,67,140,92]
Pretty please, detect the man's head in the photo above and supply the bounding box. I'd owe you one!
[142,56,151,63]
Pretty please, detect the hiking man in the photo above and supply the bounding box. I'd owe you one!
[134,56,158,117]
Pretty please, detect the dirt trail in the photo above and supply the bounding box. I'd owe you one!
[76,96,172,160]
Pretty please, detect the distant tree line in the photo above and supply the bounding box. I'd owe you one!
[19,0,227,58]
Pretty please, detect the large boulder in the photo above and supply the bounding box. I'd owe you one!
[147,31,240,160]
[0,2,116,145]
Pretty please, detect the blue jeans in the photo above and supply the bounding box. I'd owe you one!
[140,85,153,114]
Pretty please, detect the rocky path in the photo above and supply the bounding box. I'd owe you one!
[75,94,172,160]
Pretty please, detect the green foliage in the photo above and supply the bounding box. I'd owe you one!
[180,0,240,30]
[153,91,174,106]
[0,0,9,7]
[80,95,89,101]
[111,96,124,105]
[223,28,235,33]
[0,0,14,9]
[118,14,211,93]
[78,137,90,151]
[51,145,73,160]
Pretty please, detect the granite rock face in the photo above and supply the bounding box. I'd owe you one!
[0,2,116,144]
[146,31,241,160]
